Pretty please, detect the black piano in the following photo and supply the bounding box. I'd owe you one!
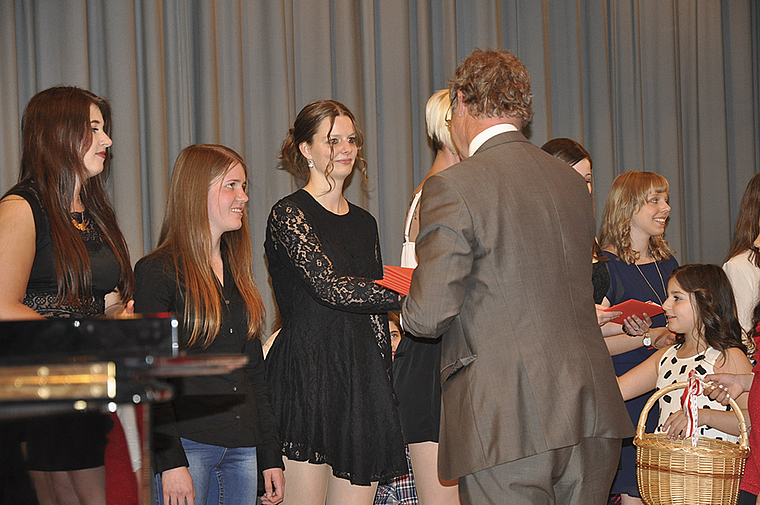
[0,314,247,504]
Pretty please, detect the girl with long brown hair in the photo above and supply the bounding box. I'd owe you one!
[134,144,284,505]
[265,100,405,504]
[723,172,760,347]
[0,86,134,504]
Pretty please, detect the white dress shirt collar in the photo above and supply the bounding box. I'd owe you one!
[468,123,519,157]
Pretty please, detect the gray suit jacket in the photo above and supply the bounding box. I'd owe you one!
[402,131,634,480]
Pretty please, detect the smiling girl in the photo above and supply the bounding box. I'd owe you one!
[134,144,284,505]
[598,170,680,504]
[617,264,751,443]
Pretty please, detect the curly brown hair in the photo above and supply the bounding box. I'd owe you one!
[669,264,746,358]
[448,48,533,126]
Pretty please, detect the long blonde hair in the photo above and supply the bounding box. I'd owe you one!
[599,170,674,264]
[151,144,265,348]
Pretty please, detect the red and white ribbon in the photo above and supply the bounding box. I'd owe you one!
[680,370,703,446]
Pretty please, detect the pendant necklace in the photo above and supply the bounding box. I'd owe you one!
[71,211,88,231]
[634,260,666,305]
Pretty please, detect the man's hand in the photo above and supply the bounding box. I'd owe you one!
[596,304,621,326]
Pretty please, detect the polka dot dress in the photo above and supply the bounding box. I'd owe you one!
[655,344,738,443]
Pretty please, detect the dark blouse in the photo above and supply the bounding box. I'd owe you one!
[134,252,282,474]
[592,261,611,305]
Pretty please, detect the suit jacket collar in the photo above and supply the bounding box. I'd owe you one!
[468,123,519,156]
[472,130,530,157]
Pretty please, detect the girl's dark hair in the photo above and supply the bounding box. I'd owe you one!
[388,311,402,332]
[16,86,133,307]
[541,137,592,167]
[725,172,760,267]
[670,264,746,358]
[541,137,605,262]
[278,100,368,190]
[750,300,760,356]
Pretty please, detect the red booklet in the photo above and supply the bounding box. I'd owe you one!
[377,265,414,296]
[604,299,664,325]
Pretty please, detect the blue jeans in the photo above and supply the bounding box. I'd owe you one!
[155,438,258,505]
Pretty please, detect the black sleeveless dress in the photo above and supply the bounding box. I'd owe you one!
[8,182,121,470]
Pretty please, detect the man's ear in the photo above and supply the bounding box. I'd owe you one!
[456,89,466,118]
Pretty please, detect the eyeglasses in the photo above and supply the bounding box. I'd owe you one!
[445,100,453,130]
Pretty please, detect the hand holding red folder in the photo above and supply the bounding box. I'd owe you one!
[603,299,663,326]
[377,265,414,296]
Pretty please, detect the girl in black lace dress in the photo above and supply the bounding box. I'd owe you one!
[265,100,406,504]
[0,87,134,504]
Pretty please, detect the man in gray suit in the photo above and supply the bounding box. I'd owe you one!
[401,48,634,505]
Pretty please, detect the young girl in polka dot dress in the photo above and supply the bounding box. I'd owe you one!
[617,264,752,443]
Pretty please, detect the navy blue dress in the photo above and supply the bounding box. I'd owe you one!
[605,251,678,497]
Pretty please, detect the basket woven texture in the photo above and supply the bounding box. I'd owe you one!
[634,381,749,505]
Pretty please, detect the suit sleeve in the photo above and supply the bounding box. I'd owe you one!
[134,257,188,474]
[402,174,474,338]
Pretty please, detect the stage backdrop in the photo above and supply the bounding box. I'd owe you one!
[1,0,757,333]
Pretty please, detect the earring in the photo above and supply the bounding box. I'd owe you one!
[307,159,315,169]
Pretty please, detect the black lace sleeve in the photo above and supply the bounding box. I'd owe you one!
[267,199,401,313]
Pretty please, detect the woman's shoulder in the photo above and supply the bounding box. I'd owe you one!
[601,250,627,273]
[346,200,376,222]
[723,249,755,271]
[714,346,753,373]
[269,190,308,218]
[135,249,176,278]
[3,182,43,215]
[4,180,37,199]
[662,254,679,268]
[658,344,678,363]
[602,249,619,261]
[1,184,45,240]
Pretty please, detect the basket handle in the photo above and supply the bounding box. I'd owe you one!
[635,381,749,450]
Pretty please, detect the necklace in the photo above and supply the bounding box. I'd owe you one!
[634,261,666,305]
[71,211,88,231]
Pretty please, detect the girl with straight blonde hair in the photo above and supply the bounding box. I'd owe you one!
[376,89,461,505]
[135,144,284,505]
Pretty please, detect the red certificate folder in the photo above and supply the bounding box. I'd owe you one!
[604,300,664,325]
[377,266,414,296]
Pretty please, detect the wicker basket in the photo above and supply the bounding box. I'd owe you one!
[634,381,749,505]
